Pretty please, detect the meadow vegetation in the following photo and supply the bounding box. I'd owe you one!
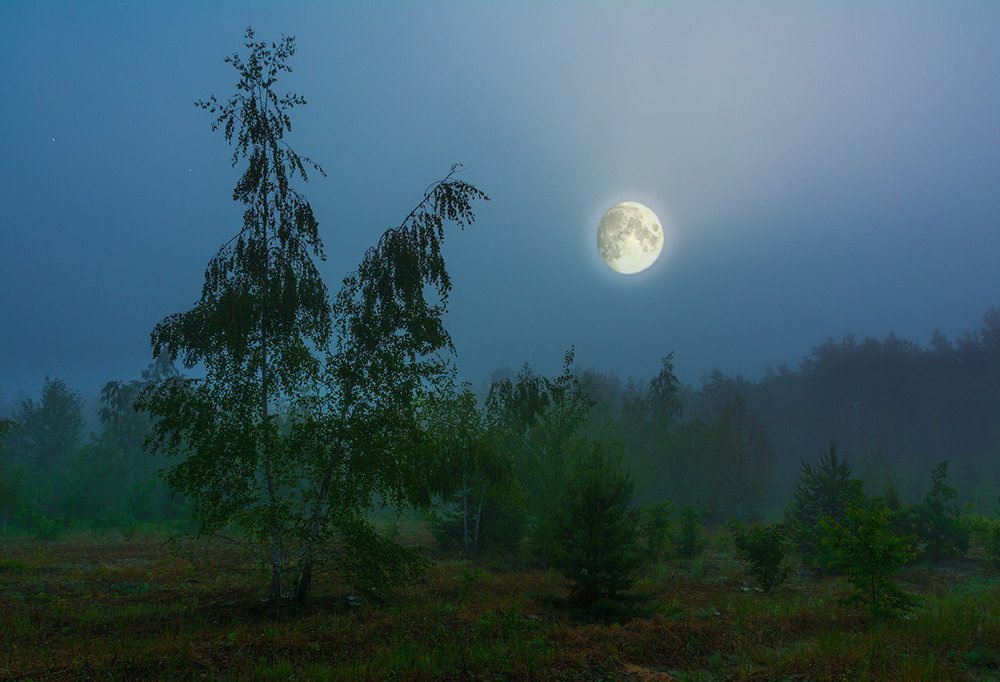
[1,524,998,680]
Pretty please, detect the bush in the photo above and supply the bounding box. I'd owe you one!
[28,511,64,541]
[431,497,525,557]
[820,503,919,621]
[674,506,706,559]
[551,444,640,620]
[906,461,970,562]
[975,499,1000,566]
[731,522,791,592]
[986,522,1000,566]
[639,501,673,560]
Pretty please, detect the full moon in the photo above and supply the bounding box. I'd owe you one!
[596,201,664,274]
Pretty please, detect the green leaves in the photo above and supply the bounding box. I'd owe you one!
[731,521,791,592]
[336,164,489,361]
[819,503,919,621]
[145,29,489,602]
[145,29,334,599]
[906,461,970,561]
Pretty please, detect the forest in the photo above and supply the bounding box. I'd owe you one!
[2,27,999,682]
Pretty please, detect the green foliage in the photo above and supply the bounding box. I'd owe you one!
[784,439,864,563]
[986,520,1000,566]
[140,29,488,602]
[0,419,23,533]
[551,444,640,620]
[0,466,24,534]
[958,513,1000,566]
[1,379,86,523]
[731,521,791,592]
[290,166,488,599]
[27,510,64,541]
[0,419,10,453]
[430,352,601,562]
[906,461,970,562]
[7,378,84,475]
[459,566,486,605]
[674,505,706,559]
[639,501,674,560]
[986,497,1000,567]
[328,511,429,597]
[63,441,133,528]
[618,353,697,510]
[141,31,332,601]
[430,386,525,556]
[820,503,919,621]
[714,394,774,522]
[855,445,895,499]
[0,363,187,536]
[95,355,178,519]
[432,497,525,557]
[483,351,595,560]
[647,353,684,429]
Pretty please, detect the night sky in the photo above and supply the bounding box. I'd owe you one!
[2,2,999,400]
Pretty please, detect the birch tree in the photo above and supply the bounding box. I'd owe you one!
[140,29,488,602]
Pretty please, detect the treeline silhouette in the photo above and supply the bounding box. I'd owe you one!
[572,308,1000,519]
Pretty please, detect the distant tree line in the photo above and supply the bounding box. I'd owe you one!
[690,313,1000,510]
[569,309,1000,520]
[0,356,187,537]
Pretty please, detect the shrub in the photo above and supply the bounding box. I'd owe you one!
[820,503,919,621]
[28,511,64,541]
[431,497,525,556]
[639,501,674,560]
[674,505,706,559]
[906,461,970,562]
[986,521,1000,566]
[978,499,1000,566]
[731,522,791,592]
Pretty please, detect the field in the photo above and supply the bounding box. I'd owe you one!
[1,529,998,681]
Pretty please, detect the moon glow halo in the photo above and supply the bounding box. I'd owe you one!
[596,201,664,275]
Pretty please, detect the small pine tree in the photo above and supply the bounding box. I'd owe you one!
[820,503,919,621]
[785,438,864,563]
[906,461,970,562]
[551,444,640,620]
[731,522,791,592]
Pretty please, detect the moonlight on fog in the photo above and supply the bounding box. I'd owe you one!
[596,201,664,275]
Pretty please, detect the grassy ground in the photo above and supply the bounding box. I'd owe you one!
[1,529,998,680]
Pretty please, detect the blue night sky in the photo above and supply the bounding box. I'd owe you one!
[2,2,999,399]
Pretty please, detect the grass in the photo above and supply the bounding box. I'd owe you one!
[0,532,998,680]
